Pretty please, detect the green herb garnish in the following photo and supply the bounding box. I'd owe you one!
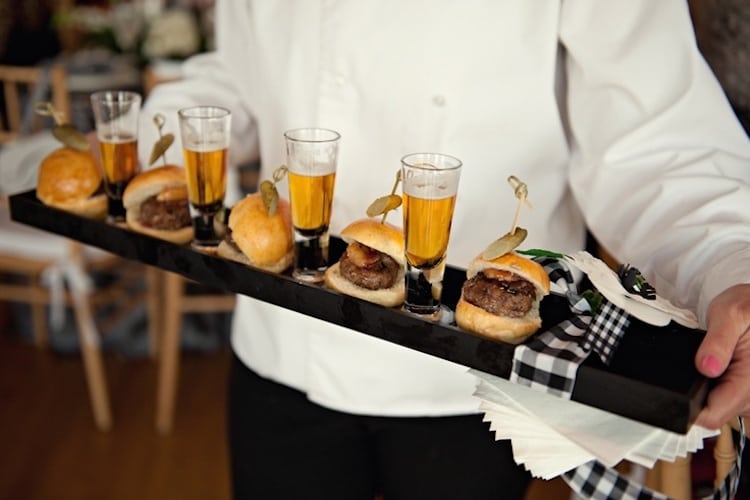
[516,248,569,259]
[581,289,603,315]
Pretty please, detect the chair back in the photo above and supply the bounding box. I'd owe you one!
[0,63,70,144]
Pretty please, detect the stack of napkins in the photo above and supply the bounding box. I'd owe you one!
[472,369,718,480]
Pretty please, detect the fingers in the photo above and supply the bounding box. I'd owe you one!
[695,378,742,429]
[695,325,734,378]
[693,285,750,429]
[695,285,750,377]
[695,333,750,428]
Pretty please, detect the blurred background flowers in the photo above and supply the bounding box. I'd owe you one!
[53,0,214,67]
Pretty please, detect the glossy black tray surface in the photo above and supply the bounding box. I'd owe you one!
[9,189,708,433]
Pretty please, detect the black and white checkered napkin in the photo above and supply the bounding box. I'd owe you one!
[582,299,631,364]
[510,314,589,397]
[508,256,744,500]
[510,257,631,399]
[562,417,745,500]
[563,459,670,500]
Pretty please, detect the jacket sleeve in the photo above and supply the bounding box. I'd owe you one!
[560,0,750,324]
[138,1,260,171]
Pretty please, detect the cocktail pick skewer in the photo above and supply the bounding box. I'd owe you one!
[34,101,64,125]
[507,175,532,235]
[258,165,288,216]
[365,169,402,225]
[272,165,288,183]
[481,175,533,259]
[35,101,89,151]
[149,113,175,166]
[381,170,402,224]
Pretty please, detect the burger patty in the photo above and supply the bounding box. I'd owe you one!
[222,229,239,248]
[221,230,250,262]
[339,242,400,290]
[139,195,191,230]
[462,271,536,318]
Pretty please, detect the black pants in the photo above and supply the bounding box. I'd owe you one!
[228,354,531,500]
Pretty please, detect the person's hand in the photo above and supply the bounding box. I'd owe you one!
[695,284,750,429]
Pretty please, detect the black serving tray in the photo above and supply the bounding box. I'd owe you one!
[9,189,708,433]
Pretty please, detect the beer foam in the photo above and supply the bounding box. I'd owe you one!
[97,132,136,143]
[184,139,229,152]
[288,161,336,176]
[403,179,459,199]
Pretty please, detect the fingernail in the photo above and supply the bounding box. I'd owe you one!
[701,355,723,377]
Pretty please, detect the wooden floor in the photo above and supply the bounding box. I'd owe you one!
[0,318,232,500]
[0,303,572,500]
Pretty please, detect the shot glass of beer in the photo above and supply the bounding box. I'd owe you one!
[90,90,142,223]
[178,106,231,251]
[401,153,462,318]
[283,128,340,283]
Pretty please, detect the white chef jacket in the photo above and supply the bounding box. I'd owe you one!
[140,0,750,417]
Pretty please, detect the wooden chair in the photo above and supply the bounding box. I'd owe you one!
[151,270,236,434]
[0,63,76,346]
[644,422,741,499]
[0,64,69,142]
[139,68,238,433]
[0,63,145,431]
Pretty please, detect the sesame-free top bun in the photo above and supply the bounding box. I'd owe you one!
[123,165,193,245]
[323,218,405,308]
[467,252,550,295]
[220,193,293,273]
[123,165,185,209]
[339,218,405,266]
[455,252,550,345]
[36,147,107,219]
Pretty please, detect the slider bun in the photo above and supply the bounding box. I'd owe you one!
[123,165,193,245]
[455,252,550,345]
[455,296,542,345]
[123,165,186,209]
[125,215,194,245]
[36,147,107,219]
[216,239,251,265]
[226,193,293,273]
[324,262,405,308]
[467,252,550,296]
[323,218,406,307]
[340,218,405,265]
[216,238,293,274]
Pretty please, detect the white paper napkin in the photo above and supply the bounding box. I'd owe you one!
[564,252,699,329]
[471,369,718,480]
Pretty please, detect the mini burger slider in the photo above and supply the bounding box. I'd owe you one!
[455,252,550,344]
[324,219,405,307]
[217,193,294,273]
[36,147,107,219]
[123,165,193,244]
